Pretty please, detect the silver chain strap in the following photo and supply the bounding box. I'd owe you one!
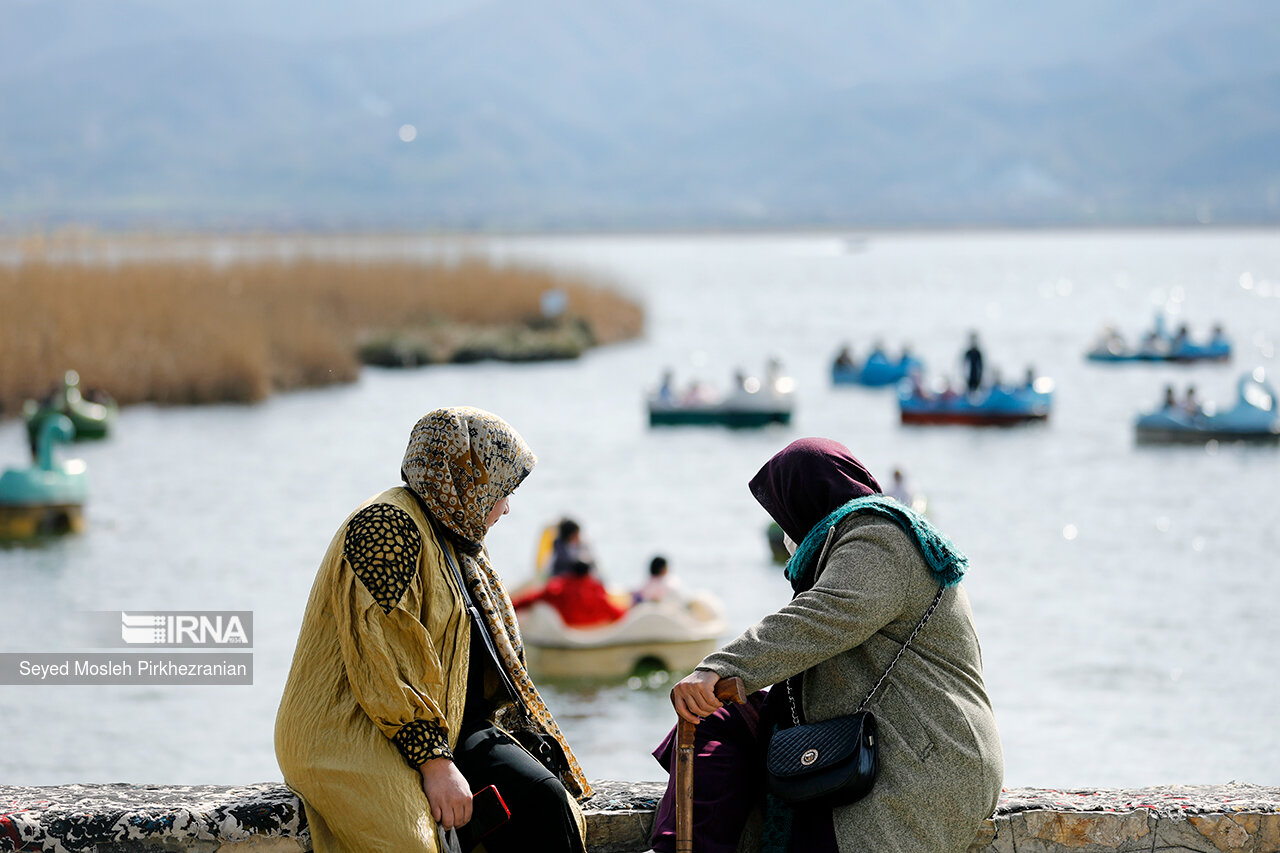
[787,585,947,726]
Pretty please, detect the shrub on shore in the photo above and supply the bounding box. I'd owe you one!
[0,255,644,416]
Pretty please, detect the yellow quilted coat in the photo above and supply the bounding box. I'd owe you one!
[275,482,587,852]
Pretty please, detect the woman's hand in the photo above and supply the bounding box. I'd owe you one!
[670,669,723,725]
[419,757,473,830]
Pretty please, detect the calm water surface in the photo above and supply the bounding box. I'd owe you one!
[2,230,1278,788]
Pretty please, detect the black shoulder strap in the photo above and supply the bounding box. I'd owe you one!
[855,584,946,713]
[425,515,525,712]
[786,584,946,725]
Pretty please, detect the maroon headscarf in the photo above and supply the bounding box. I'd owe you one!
[749,437,882,545]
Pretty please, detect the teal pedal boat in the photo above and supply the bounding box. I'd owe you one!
[1,414,89,540]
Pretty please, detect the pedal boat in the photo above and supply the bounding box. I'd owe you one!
[516,593,728,680]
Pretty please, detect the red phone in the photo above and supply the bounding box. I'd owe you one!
[458,784,510,848]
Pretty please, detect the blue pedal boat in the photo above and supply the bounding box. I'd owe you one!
[832,352,925,387]
[898,379,1054,426]
[1086,318,1232,364]
[1135,371,1279,444]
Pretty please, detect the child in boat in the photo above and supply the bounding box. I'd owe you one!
[512,560,629,628]
[548,518,597,577]
[633,555,684,605]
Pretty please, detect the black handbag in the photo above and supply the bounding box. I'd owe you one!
[766,709,879,808]
[512,729,571,777]
[765,585,945,808]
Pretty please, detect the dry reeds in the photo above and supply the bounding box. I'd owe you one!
[0,255,644,416]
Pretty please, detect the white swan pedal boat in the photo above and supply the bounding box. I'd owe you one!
[517,592,728,680]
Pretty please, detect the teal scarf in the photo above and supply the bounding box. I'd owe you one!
[784,494,967,593]
[762,495,967,853]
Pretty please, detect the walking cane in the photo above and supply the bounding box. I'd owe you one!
[675,676,747,853]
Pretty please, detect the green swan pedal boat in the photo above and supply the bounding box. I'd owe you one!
[23,370,118,450]
[0,414,89,540]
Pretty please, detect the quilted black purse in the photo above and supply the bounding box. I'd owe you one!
[765,585,945,808]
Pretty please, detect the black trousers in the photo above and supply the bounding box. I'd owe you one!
[452,724,580,853]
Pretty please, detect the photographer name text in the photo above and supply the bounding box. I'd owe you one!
[0,653,253,685]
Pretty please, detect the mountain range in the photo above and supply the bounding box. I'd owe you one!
[3,0,1278,230]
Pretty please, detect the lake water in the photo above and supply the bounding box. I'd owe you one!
[2,230,1278,790]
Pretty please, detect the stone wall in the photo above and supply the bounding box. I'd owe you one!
[2,781,1277,852]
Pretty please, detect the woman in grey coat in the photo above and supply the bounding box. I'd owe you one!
[656,437,1003,853]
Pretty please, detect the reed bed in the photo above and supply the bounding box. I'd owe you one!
[0,256,644,416]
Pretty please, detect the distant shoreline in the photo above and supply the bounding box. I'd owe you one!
[4,221,1279,248]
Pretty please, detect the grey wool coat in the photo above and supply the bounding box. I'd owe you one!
[699,514,1004,853]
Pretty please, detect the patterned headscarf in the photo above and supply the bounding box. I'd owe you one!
[402,407,592,799]
[403,407,536,546]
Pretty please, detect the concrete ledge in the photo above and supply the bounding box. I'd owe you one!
[0,783,306,852]
[3,781,1278,852]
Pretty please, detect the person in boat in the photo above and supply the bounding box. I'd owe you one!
[682,380,714,405]
[512,559,629,628]
[38,383,62,409]
[634,555,684,605]
[651,437,1003,853]
[83,386,114,405]
[549,518,597,578]
[765,357,785,394]
[885,467,913,506]
[1138,329,1163,357]
[1094,325,1126,356]
[657,370,676,404]
[906,368,929,401]
[1162,385,1179,410]
[962,331,985,393]
[275,407,591,853]
[833,345,856,371]
[1170,323,1190,353]
[1184,385,1202,417]
[1210,324,1228,347]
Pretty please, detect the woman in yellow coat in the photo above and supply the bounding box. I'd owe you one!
[276,407,592,853]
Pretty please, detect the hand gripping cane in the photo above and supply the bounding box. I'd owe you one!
[675,676,747,853]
